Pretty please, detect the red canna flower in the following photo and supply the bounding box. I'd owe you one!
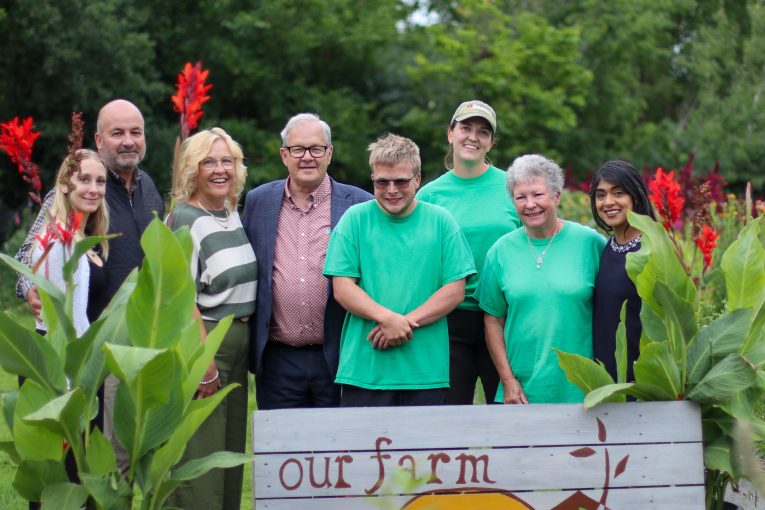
[695,224,719,270]
[34,226,58,251]
[0,116,42,203]
[171,61,212,140]
[648,167,685,232]
[56,209,83,249]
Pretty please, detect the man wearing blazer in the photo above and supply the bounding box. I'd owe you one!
[242,113,372,409]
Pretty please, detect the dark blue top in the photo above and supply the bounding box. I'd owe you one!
[592,236,643,381]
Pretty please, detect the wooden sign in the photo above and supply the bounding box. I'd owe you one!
[252,401,704,509]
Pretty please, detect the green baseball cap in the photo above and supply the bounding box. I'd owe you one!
[451,100,497,132]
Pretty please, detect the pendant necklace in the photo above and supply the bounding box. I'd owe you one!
[526,223,559,269]
[196,200,230,229]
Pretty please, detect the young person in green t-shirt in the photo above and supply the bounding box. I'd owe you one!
[417,100,520,405]
[323,133,476,406]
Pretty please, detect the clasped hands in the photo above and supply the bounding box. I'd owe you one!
[367,311,419,350]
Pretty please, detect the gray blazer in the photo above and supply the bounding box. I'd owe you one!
[241,177,373,376]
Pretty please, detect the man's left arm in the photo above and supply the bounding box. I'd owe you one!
[406,279,465,327]
[368,278,466,347]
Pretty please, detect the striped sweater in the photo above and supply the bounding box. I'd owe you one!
[170,203,257,320]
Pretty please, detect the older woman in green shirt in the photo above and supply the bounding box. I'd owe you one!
[477,154,605,404]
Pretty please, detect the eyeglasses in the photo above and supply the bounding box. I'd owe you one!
[200,157,236,170]
[284,145,328,158]
[372,177,415,190]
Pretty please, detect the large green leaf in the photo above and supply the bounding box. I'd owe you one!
[624,382,676,401]
[0,253,75,356]
[722,220,765,311]
[37,288,75,360]
[2,391,17,432]
[103,344,173,405]
[687,354,757,403]
[172,224,194,263]
[704,436,735,478]
[40,482,89,510]
[554,348,615,396]
[0,312,65,393]
[13,459,68,503]
[147,385,237,495]
[653,281,696,365]
[85,427,116,476]
[0,254,65,301]
[583,383,632,408]
[80,472,131,510]
[615,302,628,384]
[153,451,255,508]
[65,318,102,387]
[182,316,231,403]
[14,380,64,461]
[626,212,697,309]
[638,300,667,343]
[125,220,196,350]
[0,440,20,464]
[686,308,753,384]
[23,389,87,465]
[77,272,138,414]
[104,344,178,473]
[633,341,681,400]
[742,299,765,366]
[137,381,185,457]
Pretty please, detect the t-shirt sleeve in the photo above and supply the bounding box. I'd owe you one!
[440,219,476,286]
[323,214,361,278]
[477,244,508,318]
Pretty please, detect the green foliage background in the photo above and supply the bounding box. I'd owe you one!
[1,0,764,231]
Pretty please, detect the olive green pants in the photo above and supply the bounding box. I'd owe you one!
[167,319,250,510]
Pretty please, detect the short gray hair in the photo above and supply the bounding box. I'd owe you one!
[506,154,564,196]
[280,113,332,146]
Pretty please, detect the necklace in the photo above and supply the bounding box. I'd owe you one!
[195,200,230,229]
[609,234,641,254]
[525,223,559,269]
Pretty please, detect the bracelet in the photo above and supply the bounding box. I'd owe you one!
[200,370,219,385]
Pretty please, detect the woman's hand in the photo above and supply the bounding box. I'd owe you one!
[503,376,528,404]
[196,361,221,399]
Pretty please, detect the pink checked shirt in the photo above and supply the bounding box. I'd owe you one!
[269,175,332,346]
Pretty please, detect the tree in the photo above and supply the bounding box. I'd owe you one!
[399,0,591,181]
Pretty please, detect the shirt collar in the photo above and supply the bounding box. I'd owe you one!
[284,174,331,206]
[108,167,140,193]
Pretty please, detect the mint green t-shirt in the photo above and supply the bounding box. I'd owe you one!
[477,221,606,403]
[417,166,520,310]
[323,200,476,390]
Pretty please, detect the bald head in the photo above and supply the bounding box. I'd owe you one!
[95,99,146,174]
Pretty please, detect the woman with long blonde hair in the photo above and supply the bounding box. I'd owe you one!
[31,148,109,336]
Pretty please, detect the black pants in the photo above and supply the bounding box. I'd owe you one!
[340,385,447,407]
[445,309,499,404]
[256,341,340,409]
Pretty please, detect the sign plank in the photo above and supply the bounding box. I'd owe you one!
[253,402,704,509]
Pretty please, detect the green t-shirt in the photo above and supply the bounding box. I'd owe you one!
[417,166,520,310]
[170,203,258,321]
[477,221,606,403]
[323,200,476,390]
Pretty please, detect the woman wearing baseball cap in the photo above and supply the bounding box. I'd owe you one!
[417,100,520,405]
